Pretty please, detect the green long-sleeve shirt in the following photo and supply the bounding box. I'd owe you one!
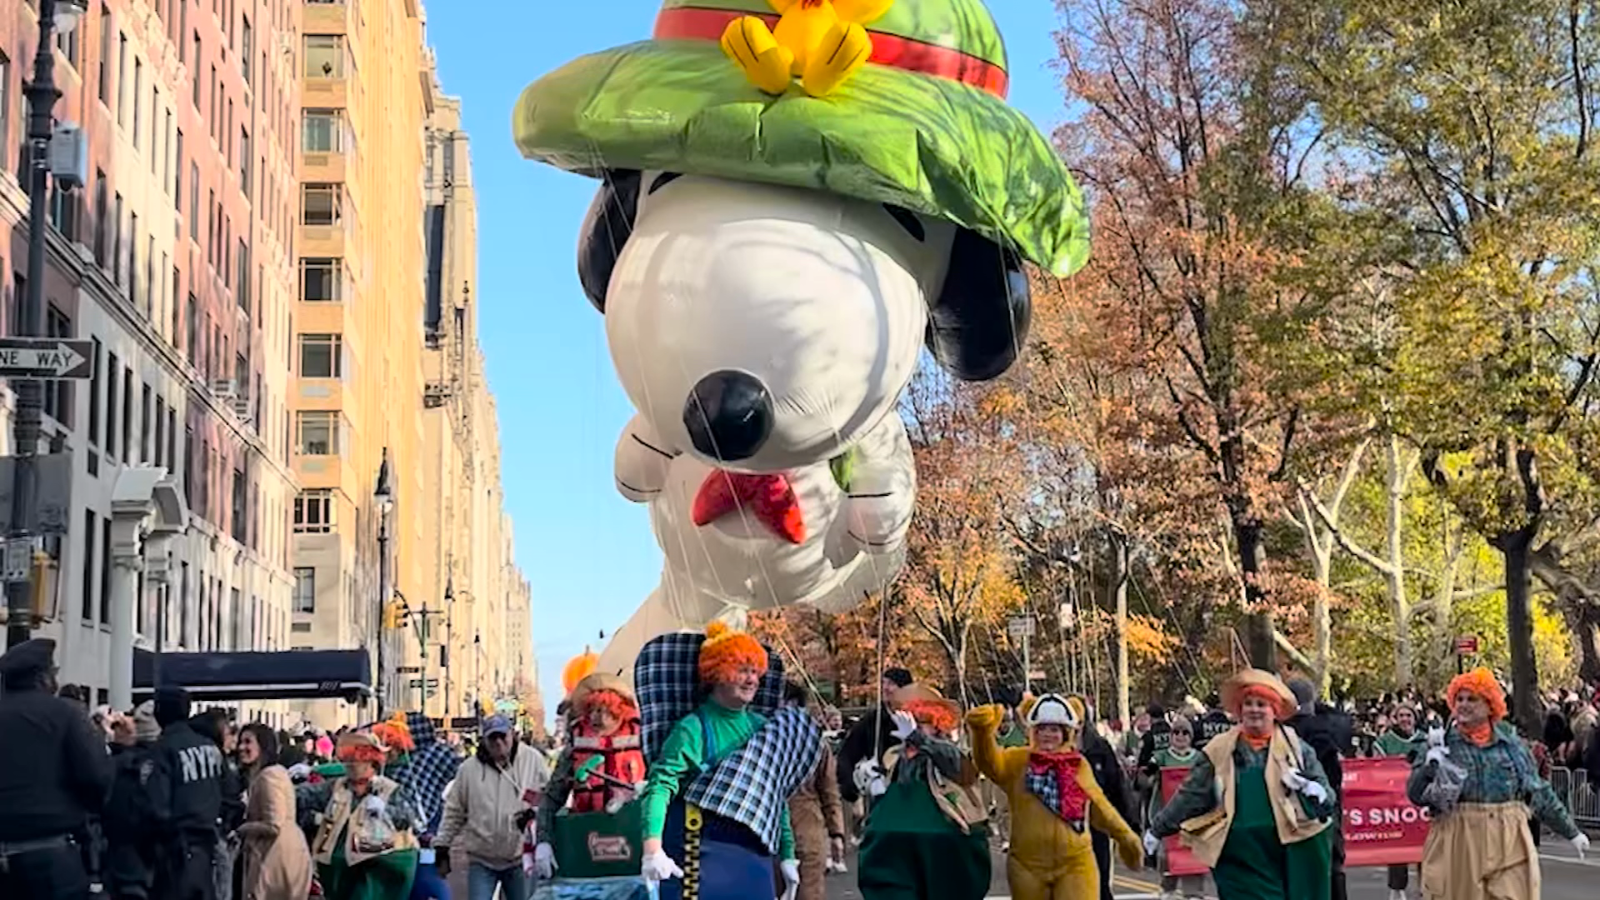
[1374,728,1421,759]
[1149,739,1335,838]
[638,700,795,859]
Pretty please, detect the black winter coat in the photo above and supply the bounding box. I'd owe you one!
[0,686,111,842]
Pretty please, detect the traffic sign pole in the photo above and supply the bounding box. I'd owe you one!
[6,1,62,650]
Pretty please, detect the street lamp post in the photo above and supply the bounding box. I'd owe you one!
[374,449,394,716]
[6,0,86,649]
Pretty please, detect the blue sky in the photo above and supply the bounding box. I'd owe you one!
[422,1,1072,719]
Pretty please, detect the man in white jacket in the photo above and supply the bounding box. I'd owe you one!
[435,714,551,900]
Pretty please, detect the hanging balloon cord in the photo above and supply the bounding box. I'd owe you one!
[682,803,704,900]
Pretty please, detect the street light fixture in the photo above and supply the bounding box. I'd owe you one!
[54,0,87,35]
[373,448,394,715]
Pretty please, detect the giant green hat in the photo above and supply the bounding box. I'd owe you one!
[512,0,1088,277]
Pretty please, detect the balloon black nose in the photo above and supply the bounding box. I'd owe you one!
[684,370,772,462]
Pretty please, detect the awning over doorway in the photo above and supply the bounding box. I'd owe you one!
[132,649,372,703]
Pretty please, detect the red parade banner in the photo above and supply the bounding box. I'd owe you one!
[1159,757,1428,876]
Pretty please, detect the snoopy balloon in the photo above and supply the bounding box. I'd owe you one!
[514,0,1089,669]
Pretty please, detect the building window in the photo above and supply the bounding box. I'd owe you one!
[132,58,142,146]
[295,411,339,456]
[0,52,10,175]
[174,129,183,210]
[106,352,119,459]
[185,293,198,366]
[92,171,108,264]
[300,258,342,303]
[301,109,343,153]
[231,469,246,543]
[294,490,334,534]
[293,567,315,611]
[81,508,97,621]
[237,240,250,312]
[298,333,342,378]
[48,183,77,240]
[304,35,344,78]
[241,17,252,84]
[189,163,199,240]
[117,33,127,127]
[88,338,102,446]
[43,307,72,426]
[300,184,341,226]
[180,562,190,649]
[99,517,112,625]
[154,396,165,467]
[97,7,111,103]
[191,33,201,107]
[54,24,81,70]
[121,365,133,462]
[111,193,123,284]
[239,128,250,193]
[140,382,151,463]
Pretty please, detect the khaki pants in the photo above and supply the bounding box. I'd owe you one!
[1421,802,1539,900]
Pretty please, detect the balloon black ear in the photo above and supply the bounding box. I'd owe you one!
[925,229,1033,381]
[576,170,644,312]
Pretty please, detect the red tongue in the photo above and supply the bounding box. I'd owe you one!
[691,471,806,545]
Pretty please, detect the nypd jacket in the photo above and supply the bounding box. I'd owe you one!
[151,721,226,839]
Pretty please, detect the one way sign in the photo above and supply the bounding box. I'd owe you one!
[0,338,93,379]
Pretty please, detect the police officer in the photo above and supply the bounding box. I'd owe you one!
[0,638,113,899]
[149,686,224,900]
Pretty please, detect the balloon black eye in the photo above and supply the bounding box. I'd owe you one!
[883,204,926,242]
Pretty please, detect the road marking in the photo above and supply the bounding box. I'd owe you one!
[1539,852,1599,867]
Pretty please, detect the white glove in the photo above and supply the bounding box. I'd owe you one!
[361,795,387,816]
[890,710,917,741]
[1573,832,1590,859]
[534,843,557,880]
[1300,780,1329,803]
[286,763,312,781]
[780,859,801,900]
[1425,745,1451,766]
[641,849,684,884]
[853,758,883,793]
[1280,770,1309,792]
[1143,831,1162,856]
[1426,726,1446,748]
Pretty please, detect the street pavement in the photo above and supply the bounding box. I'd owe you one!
[441,840,1600,899]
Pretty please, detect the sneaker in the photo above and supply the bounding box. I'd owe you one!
[999,841,1010,853]
[1159,891,1179,900]
[1389,891,1406,900]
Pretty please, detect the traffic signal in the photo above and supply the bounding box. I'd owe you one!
[382,599,407,630]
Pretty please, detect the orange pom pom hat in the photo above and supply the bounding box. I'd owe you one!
[1447,667,1508,722]
[563,650,600,696]
[698,621,769,684]
[897,683,962,734]
[336,731,389,765]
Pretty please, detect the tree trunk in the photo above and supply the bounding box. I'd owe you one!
[1234,513,1277,671]
[1560,601,1600,685]
[1386,436,1414,688]
[1498,531,1542,734]
[1110,531,1131,729]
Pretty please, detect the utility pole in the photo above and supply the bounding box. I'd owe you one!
[6,0,80,649]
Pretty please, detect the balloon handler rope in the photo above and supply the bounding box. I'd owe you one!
[683,803,704,900]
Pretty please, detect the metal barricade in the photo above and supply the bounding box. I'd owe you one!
[1551,766,1600,828]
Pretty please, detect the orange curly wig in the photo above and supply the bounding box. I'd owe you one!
[698,621,768,684]
[1447,667,1508,721]
[582,688,639,723]
[902,700,960,734]
[372,713,414,754]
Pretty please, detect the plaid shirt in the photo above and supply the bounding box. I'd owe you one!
[1407,722,1578,839]
[636,633,785,761]
[683,707,823,855]
[391,712,461,835]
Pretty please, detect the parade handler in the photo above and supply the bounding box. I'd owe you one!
[635,623,824,900]
[967,693,1143,900]
[1146,670,1335,900]
[534,660,649,879]
[1407,668,1587,900]
[854,683,990,900]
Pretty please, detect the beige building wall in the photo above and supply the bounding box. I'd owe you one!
[419,60,537,729]
[290,0,431,727]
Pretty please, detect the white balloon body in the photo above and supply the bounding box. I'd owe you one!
[595,175,947,671]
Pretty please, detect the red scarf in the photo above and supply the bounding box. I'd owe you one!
[1028,750,1090,823]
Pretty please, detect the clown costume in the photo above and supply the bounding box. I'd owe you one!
[637,623,821,900]
[856,684,991,900]
[1407,668,1586,900]
[296,732,419,900]
[967,693,1143,900]
[1147,670,1334,900]
[535,667,649,878]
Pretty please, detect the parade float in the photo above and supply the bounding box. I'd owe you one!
[511,0,1088,677]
